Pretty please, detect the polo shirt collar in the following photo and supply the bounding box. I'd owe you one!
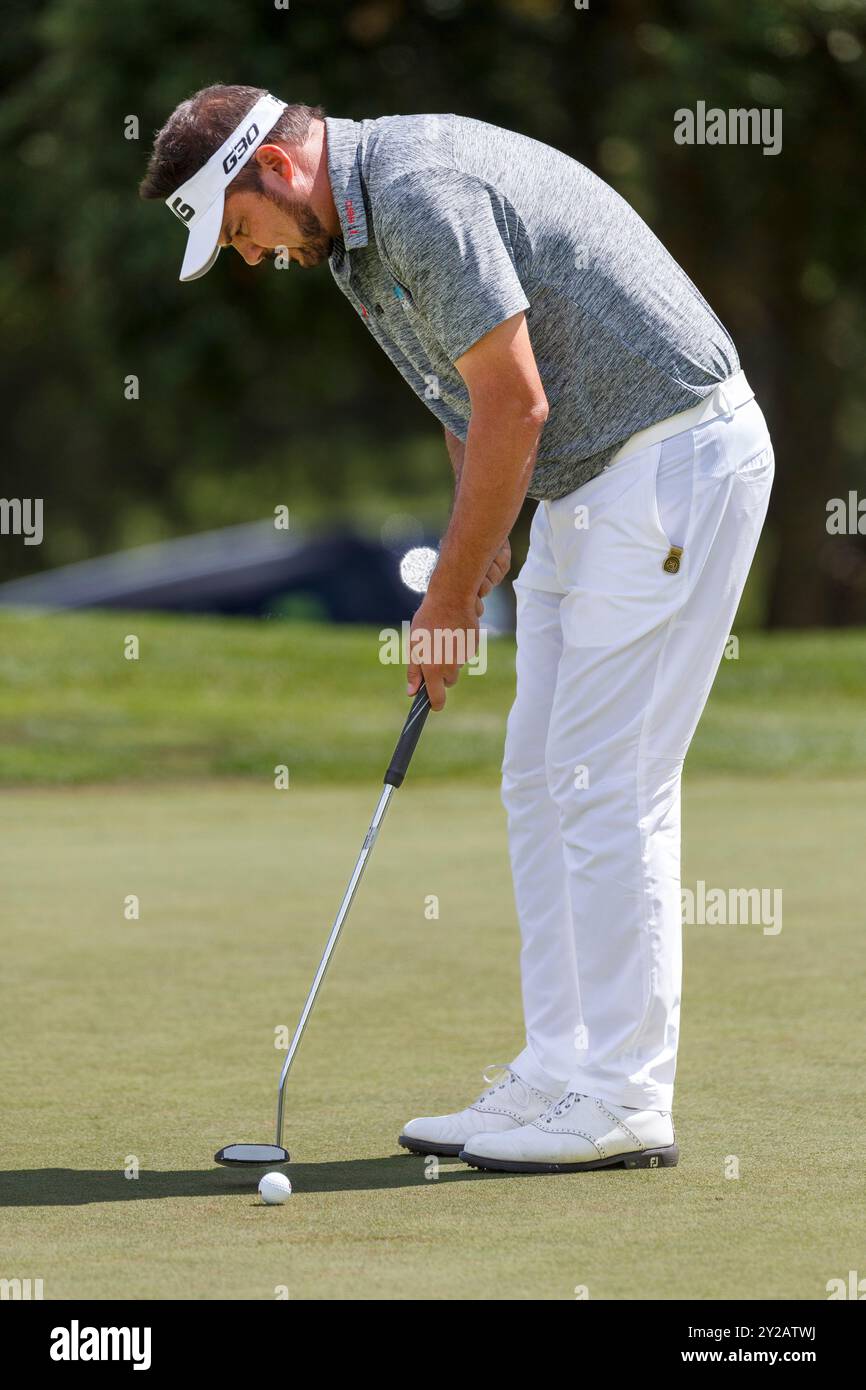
[324,117,369,250]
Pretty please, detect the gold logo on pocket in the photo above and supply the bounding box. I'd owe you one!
[663,546,683,574]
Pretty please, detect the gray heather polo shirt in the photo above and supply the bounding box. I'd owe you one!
[325,114,739,501]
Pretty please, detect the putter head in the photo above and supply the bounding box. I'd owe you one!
[214,1143,291,1166]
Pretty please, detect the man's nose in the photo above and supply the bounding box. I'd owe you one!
[235,239,263,266]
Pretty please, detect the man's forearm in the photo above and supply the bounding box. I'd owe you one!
[432,404,546,603]
[443,427,466,481]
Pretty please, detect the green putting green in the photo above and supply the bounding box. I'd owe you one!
[0,614,863,1299]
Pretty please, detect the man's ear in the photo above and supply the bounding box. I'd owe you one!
[255,143,294,182]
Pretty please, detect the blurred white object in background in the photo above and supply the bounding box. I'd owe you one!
[399,545,439,594]
[397,543,510,635]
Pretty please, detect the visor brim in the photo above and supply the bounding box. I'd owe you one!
[179,194,225,282]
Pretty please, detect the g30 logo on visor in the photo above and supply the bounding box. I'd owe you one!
[170,197,195,224]
[223,122,260,174]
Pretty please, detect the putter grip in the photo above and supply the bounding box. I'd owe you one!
[384,684,432,788]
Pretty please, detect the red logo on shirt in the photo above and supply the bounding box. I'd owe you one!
[345,198,362,237]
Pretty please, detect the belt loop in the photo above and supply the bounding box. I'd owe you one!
[713,383,735,421]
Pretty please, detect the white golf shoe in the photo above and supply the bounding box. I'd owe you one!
[399,1066,559,1157]
[460,1090,679,1172]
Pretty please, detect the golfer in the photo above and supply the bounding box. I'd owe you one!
[142,87,774,1174]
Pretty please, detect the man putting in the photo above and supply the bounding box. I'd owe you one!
[142,87,774,1174]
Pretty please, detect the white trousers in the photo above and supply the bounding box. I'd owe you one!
[503,386,774,1110]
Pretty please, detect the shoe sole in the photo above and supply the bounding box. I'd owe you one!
[398,1134,464,1157]
[458,1143,679,1173]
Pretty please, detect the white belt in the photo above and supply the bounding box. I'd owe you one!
[607,370,754,468]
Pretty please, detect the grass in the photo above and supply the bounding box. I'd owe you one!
[0,611,863,1299]
[1,778,863,1300]
[0,610,865,784]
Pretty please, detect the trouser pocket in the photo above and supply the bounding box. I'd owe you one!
[548,440,696,649]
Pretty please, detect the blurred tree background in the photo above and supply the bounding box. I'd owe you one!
[1,0,864,624]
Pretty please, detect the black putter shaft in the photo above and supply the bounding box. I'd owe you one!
[273,681,432,1142]
[215,682,432,1167]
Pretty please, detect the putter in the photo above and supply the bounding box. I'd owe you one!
[215,680,432,1166]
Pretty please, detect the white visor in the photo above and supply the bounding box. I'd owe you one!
[164,93,287,282]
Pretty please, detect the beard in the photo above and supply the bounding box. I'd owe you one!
[261,184,333,267]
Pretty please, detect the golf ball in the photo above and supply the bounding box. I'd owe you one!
[258,1171,292,1205]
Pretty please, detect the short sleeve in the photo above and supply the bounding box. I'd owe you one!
[376,170,530,363]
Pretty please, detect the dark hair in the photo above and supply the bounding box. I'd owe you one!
[139,84,325,200]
